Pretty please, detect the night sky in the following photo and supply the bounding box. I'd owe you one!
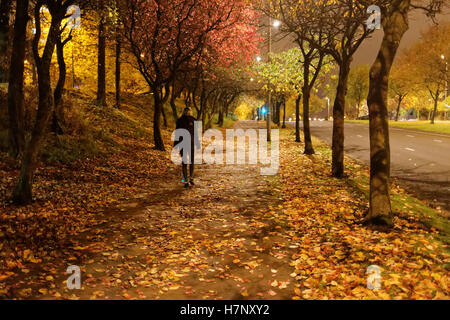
[265,8,450,68]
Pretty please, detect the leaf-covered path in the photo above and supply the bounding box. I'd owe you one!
[42,121,299,299]
[1,121,448,300]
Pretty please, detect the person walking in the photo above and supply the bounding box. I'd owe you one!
[174,107,200,188]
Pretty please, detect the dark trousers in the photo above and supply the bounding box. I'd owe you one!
[180,145,195,182]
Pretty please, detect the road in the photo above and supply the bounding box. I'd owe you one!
[287,121,450,211]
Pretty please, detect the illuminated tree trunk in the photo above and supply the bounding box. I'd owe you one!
[7,0,28,158]
[0,0,12,83]
[366,0,410,227]
[97,12,107,106]
[14,1,65,204]
[332,58,350,178]
[295,94,301,142]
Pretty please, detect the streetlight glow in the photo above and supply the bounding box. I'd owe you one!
[273,20,281,28]
[256,56,262,62]
[441,54,445,60]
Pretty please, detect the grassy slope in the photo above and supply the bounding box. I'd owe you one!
[347,120,450,134]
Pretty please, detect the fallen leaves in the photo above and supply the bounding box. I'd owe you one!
[0,123,448,300]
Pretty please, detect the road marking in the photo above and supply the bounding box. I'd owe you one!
[357,135,363,138]
[405,148,415,152]
[406,135,415,138]
[434,139,442,143]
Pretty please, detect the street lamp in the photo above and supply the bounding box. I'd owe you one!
[256,56,262,62]
[266,17,280,141]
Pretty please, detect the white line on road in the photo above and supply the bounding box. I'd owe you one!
[357,135,363,138]
[434,139,443,143]
[406,135,415,138]
[405,148,416,152]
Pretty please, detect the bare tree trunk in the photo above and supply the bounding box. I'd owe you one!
[14,1,64,204]
[303,60,314,155]
[365,0,409,227]
[295,94,301,142]
[218,105,224,127]
[170,80,180,121]
[52,32,72,135]
[161,103,168,127]
[7,0,28,158]
[0,0,12,83]
[275,101,281,125]
[115,32,121,109]
[152,87,165,151]
[282,99,286,128]
[430,90,439,124]
[97,12,107,106]
[395,96,403,121]
[332,59,350,178]
[303,88,314,154]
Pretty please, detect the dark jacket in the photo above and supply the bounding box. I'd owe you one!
[174,115,200,148]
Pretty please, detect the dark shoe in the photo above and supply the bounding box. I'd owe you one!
[189,179,195,186]
[184,183,189,189]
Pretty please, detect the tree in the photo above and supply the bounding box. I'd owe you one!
[7,0,29,158]
[389,58,413,122]
[403,22,449,124]
[13,0,77,204]
[97,0,107,106]
[52,19,75,134]
[120,0,258,150]
[347,64,370,119]
[364,0,444,227]
[251,48,304,141]
[0,0,12,83]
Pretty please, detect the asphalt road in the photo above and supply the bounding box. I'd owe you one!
[286,121,450,211]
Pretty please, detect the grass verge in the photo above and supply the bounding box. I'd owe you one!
[347,120,450,135]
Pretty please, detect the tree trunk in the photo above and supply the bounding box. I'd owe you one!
[332,59,350,178]
[395,96,403,121]
[218,105,224,127]
[303,60,314,155]
[430,91,439,124]
[14,2,62,204]
[52,34,70,135]
[365,0,409,227]
[295,94,301,142]
[303,88,314,155]
[7,0,28,158]
[170,81,180,121]
[152,88,165,151]
[161,103,168,127]
[282,100,286,128]
[0,0,12,83]
[275,101,281,125]
[97,13,107,106]
[115,32,121,108]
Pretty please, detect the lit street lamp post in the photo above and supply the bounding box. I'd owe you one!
[442,55,448,98]
[266,17,281,142]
